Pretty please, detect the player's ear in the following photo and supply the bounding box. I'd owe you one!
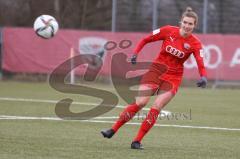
[178,21,182,27]
[193,22,198,29]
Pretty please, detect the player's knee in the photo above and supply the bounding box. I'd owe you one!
[152,101,166,111]
[136,98,148,108]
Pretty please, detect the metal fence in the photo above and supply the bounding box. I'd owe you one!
[0,0,240,34]
[111,0,240,34]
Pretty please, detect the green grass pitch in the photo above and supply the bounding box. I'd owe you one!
[0,81,240,159]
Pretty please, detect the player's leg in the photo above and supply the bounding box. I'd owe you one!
[101,84,157,138]
[131,91,174,149]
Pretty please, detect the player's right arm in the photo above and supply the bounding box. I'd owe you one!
[133,25,172,54]
[130,25,172,64]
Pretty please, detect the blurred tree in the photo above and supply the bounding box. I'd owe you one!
[0,0,240,33]
[0,0,112,30]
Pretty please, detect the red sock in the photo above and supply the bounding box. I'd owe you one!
[111,103,140,132]
[133,107,159,142]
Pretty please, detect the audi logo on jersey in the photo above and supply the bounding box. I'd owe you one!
[166,45,185,58]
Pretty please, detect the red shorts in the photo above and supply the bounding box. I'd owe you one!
[140,63,183,95]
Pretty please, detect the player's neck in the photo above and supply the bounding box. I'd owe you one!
[179,29,191,38]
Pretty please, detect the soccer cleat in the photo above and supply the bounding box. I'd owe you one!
[101,129,115,139]
[131,141,144,150]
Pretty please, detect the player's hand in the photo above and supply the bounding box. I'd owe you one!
[130,54,137,65]
[196,76,207,88]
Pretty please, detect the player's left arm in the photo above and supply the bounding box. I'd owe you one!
[193,44,207,88]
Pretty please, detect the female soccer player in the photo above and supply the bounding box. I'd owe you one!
[101,7,207,149]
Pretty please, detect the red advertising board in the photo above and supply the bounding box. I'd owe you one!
[2,27,240,80]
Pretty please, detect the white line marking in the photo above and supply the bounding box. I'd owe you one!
[0,115,240,131]
[0,97,171,114]
[94,116,146,119]
[0,115,60,120]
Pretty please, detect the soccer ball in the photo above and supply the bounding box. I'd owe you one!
[33,15,59,39]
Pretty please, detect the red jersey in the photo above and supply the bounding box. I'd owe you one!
[134,25,207,77]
